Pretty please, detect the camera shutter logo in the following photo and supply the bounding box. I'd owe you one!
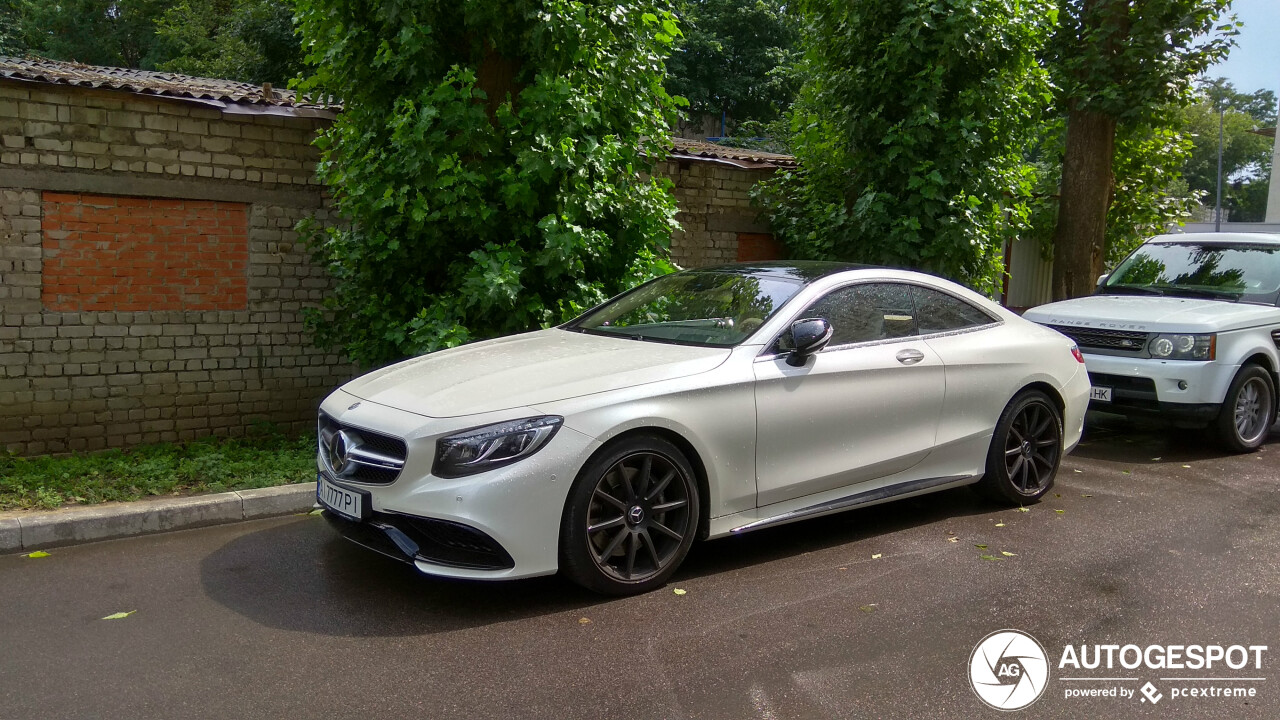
[969,630,1050,711]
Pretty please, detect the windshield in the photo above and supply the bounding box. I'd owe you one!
[569,271,804,347]
[1100,242,1280,305]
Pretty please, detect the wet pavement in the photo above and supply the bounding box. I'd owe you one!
[1,417,1278,719]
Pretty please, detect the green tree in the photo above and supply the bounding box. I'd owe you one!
[1182,79,1275,223]
[666,0,801,133]
[0,0,27,56]
[754,0,1056,294]
[17,0,168,68]
[292,0,684,367]
[154,0,302,85]
[1046,0,1236,300]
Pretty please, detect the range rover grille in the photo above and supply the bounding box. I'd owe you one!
[1047,325,1150,354]
[318,412,407,485]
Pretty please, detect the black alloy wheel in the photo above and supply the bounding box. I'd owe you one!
[976,390,1062,504]
[561,436,699,595]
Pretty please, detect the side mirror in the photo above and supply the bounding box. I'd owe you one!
[1096,272,1109,288]
[786,317,833,367]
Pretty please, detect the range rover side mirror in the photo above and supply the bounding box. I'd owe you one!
[1096,272,1109,288]
[787,318,833,367]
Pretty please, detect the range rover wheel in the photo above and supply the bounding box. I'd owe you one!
[560,436,699,596]
[974,390,1062,505]
[1214,364,1275,453]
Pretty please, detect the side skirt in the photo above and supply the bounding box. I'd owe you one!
[728,474,978,534]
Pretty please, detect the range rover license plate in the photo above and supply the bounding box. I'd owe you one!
[317,473,369,521]
[1090,386,1112,402]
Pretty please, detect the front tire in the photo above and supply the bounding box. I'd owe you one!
[1214,364,1275,453]
[975,390,1062,505]
[560,436,700,596]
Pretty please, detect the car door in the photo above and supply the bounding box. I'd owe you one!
[910,284,1012,454]
[752,282,946,507]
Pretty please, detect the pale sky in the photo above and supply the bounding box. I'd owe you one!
[1208,0,1280,96]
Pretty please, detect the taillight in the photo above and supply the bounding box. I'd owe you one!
[1070,344,1085,364]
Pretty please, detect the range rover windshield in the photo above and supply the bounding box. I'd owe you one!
[569,271,803,347]
[1100,242,1280,305]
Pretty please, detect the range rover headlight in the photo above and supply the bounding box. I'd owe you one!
[433,416,563,478]
[1149,333,1215,361]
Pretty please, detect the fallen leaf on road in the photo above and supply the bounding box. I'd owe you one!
[1016,507,1029,513]
[1054,493,1061,498]
[871,553,882,559]
[102,611,136,620]
[26,551,50,558]
[974,544,988,550]
[1001,551,1016,557]
[579,617,592,624]
[839,566,848,571]
[1081,494,1093,498]
[1181,465,1191,469]
[1151,457,1161,461]
[859,604,877,613]
[946,537,958,543]
[308,509,323,516]
[994,523,1006,528]
[1073,469,1083,474]
[979,554,1002,562]
[1122,470,1131,475]
[673,588,687,596]
[1055,510,1065,515]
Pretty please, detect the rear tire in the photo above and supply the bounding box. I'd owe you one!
[974,390,1062,505]
[1214,364,1275,453]
[559,436,699,596]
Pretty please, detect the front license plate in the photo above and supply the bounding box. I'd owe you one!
[1090,386,1112,402]
[317,473,369,521]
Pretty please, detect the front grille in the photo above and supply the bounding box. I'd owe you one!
[318,412,407,485]
[1048,325,1150,355]
[324,511,515,571]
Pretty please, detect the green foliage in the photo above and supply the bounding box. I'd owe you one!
[0,0,27,56]
[1048,0,1237,122]
[755,0,1057,295]
[14,0,169,68]
[0,430,315,510]
[154,0,302,85]
[666,0,801,130]
[293,1,682,367]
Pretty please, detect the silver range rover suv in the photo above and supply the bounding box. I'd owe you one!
[1024,233,1280,452]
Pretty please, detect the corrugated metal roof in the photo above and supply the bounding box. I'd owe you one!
[0,56,336,118]
[0,57,798,168]
[668,137,796,169]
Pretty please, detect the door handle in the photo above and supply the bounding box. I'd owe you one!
[896,348,925,365]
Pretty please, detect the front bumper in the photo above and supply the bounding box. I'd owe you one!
[1082,352,1235,425]
[317,389,600,580]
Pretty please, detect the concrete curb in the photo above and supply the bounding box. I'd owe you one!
[0,482,318,554]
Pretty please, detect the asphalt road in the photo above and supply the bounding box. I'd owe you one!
[2,417,1278,720]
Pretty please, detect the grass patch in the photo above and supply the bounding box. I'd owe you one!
[0,429,316,511]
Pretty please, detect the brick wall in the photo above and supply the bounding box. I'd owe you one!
[655,159,780,268]
[0,79,782,456]
[0,81,351,455]
[42,193,249,312]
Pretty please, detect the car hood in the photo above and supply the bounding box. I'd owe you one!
[1024,295,1280,333]
[340,328,732,418]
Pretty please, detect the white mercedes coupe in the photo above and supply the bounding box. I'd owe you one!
[316,262,1090,595]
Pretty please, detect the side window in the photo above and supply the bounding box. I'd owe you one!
[776,283,917,351]
[910,285,997,334]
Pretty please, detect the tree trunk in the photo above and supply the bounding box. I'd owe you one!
[1051,108,1117,300]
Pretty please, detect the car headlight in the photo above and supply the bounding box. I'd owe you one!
[1148,333,1215,361]
[433,416,563,478]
